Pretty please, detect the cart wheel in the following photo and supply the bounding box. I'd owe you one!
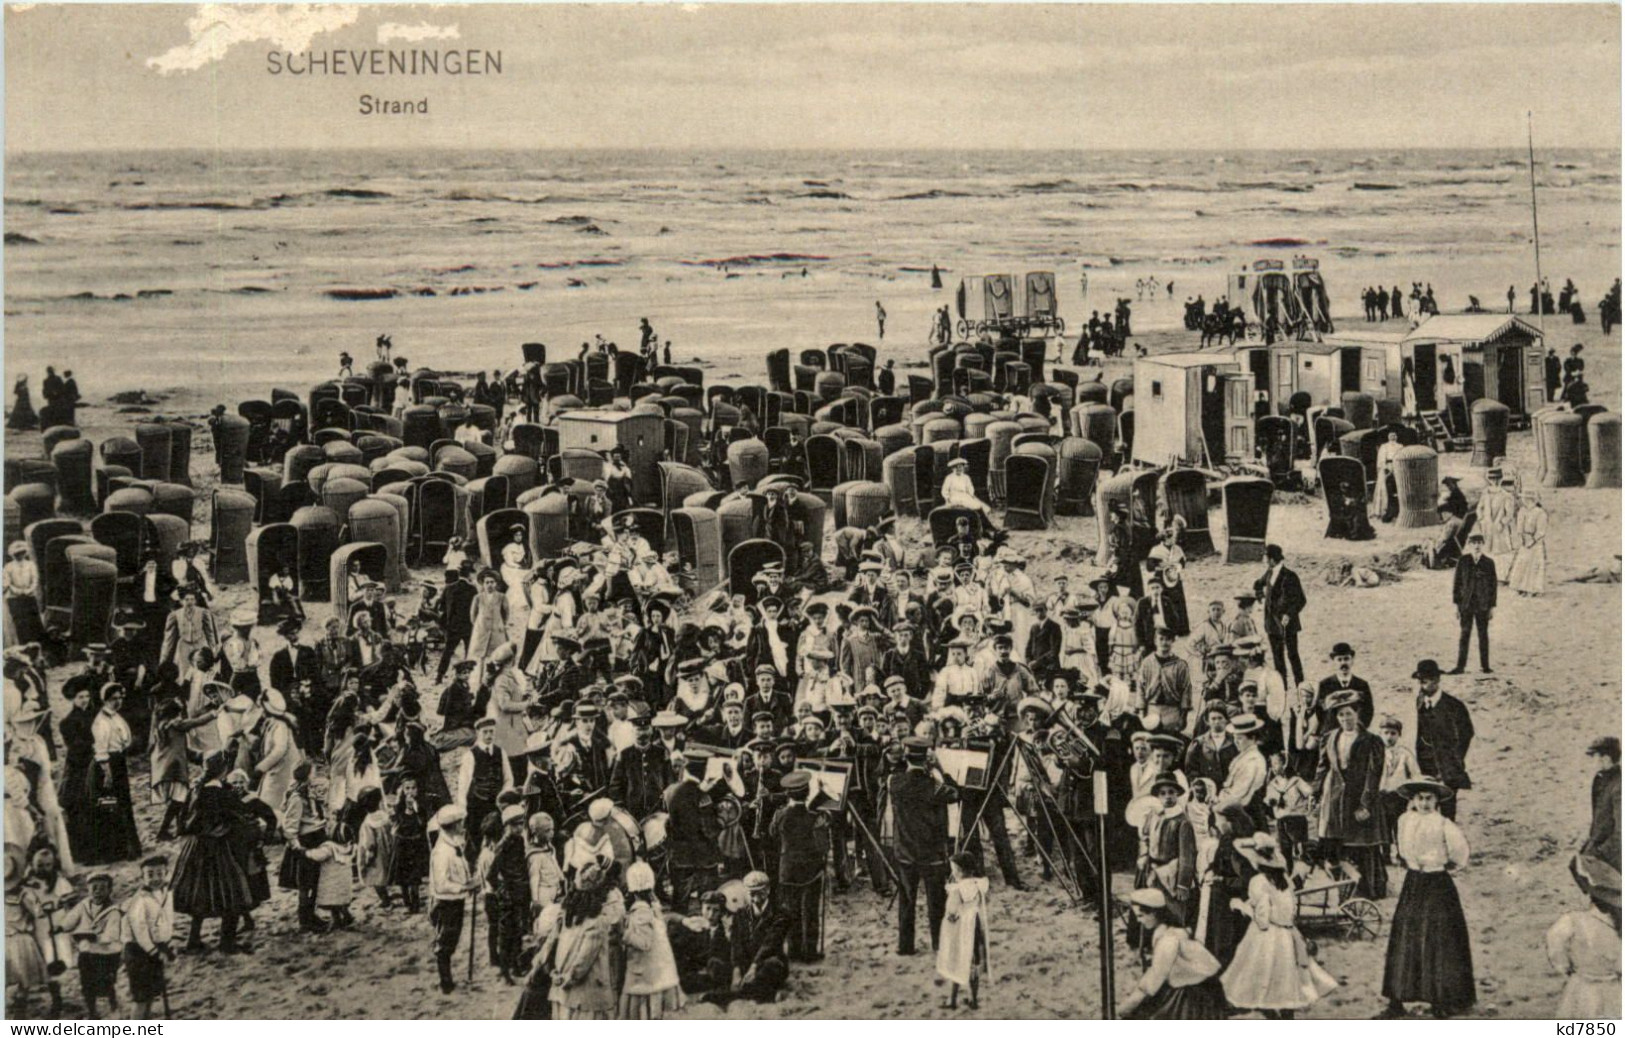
[956,319,971,338]
[1054,316,1067,336]
[1341,898,1382,940]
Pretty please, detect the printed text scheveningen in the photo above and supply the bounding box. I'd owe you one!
[266,50,503,76]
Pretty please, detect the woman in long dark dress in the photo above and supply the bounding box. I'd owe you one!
[1120,888,1229,1019]
[225,769,278,931]
[170,754,254,953]
[8,375,38,430]
[1201,803,1257,968]
[1315,690,1388,899]
[56,686,98,865]
[1379,778,1475,1018]
[84,686,143,865]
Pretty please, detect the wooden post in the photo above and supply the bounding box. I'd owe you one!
[1095,770,1115,1020]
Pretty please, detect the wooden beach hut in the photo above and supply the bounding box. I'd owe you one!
[1131,352,1249,467]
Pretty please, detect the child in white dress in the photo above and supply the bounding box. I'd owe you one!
[1221,835,1338,1018]
[937,851,990,1010]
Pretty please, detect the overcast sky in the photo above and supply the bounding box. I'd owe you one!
[6,3,1620,152]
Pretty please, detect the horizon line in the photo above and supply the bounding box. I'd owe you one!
[8,143,1621,156]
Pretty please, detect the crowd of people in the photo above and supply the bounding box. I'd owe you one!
[1070,300,1135,364]
[1,330,1618,1022]
[1360,284,1439,322]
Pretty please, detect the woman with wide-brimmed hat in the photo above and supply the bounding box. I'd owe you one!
[1119,887,1229,1019]
[1546,853,1621,1019]
[1220,834,1338,1017]
[1315,688,1387,898]
[1379,776,1474,1018]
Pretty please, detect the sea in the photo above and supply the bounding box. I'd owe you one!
[4,148,1619,400]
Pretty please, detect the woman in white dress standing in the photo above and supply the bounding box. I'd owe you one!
[499,528,531,646]
[1508,490,1549,596]
[1372,431,1404,523]
[1478,469,1518,568]
[1220,834,1337,1018]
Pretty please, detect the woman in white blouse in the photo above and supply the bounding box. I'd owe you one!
[85,685,143,865]
[1379,777,1476,1018]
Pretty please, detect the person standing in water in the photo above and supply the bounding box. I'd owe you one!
[876,301,887,340]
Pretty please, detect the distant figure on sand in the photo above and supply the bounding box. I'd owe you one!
[338,352,354,378]
[876,301,887,340]
[8,376,38,431]
[375,334,392,364]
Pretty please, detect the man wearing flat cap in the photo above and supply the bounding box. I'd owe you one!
[870,619,920,691]
[743,665,794,732]
[887,737,961,956]
[769,769,831,962]
[609,710,674,819]
[428,805,477,993]
[1451,532,1497,674]
[981,632,1040,714]
[457,717,513,861]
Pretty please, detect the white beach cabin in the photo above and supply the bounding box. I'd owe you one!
[1131,352,1248,467]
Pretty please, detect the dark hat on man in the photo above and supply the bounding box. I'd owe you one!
[1150,771,1184,796]
[1411,658,1443,680]
[1329,642,1355,659]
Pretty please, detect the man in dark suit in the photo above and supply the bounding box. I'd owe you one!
[268,619,318,695]
[437,561,478,681]
[1315,641,1374,729]
[887,737,960,955]
[1253,544,1307,685]
[1412,659,1474,820]
[1451,532,1497,673]
[725,871,790,1003]
[608,717,674,819]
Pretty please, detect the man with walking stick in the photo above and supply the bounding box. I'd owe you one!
[123,854,175,1020]
[429,805,478,994]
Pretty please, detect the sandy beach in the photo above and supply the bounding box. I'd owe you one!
[2,296,1618,1018]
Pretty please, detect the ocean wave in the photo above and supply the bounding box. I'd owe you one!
[679,253,828,268]
[798,190,852,200]
[537,259,625,269]
[887,189,982,201]
[1015,178,1079,193]
[326,287,398,301]
[5,232,41,245]
[325,188,393,199]
[122,201,256,211]
[1351,183,1401,191]
[1217,181,1314,193]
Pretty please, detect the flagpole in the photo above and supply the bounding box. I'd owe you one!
[1528,111,1545,339]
